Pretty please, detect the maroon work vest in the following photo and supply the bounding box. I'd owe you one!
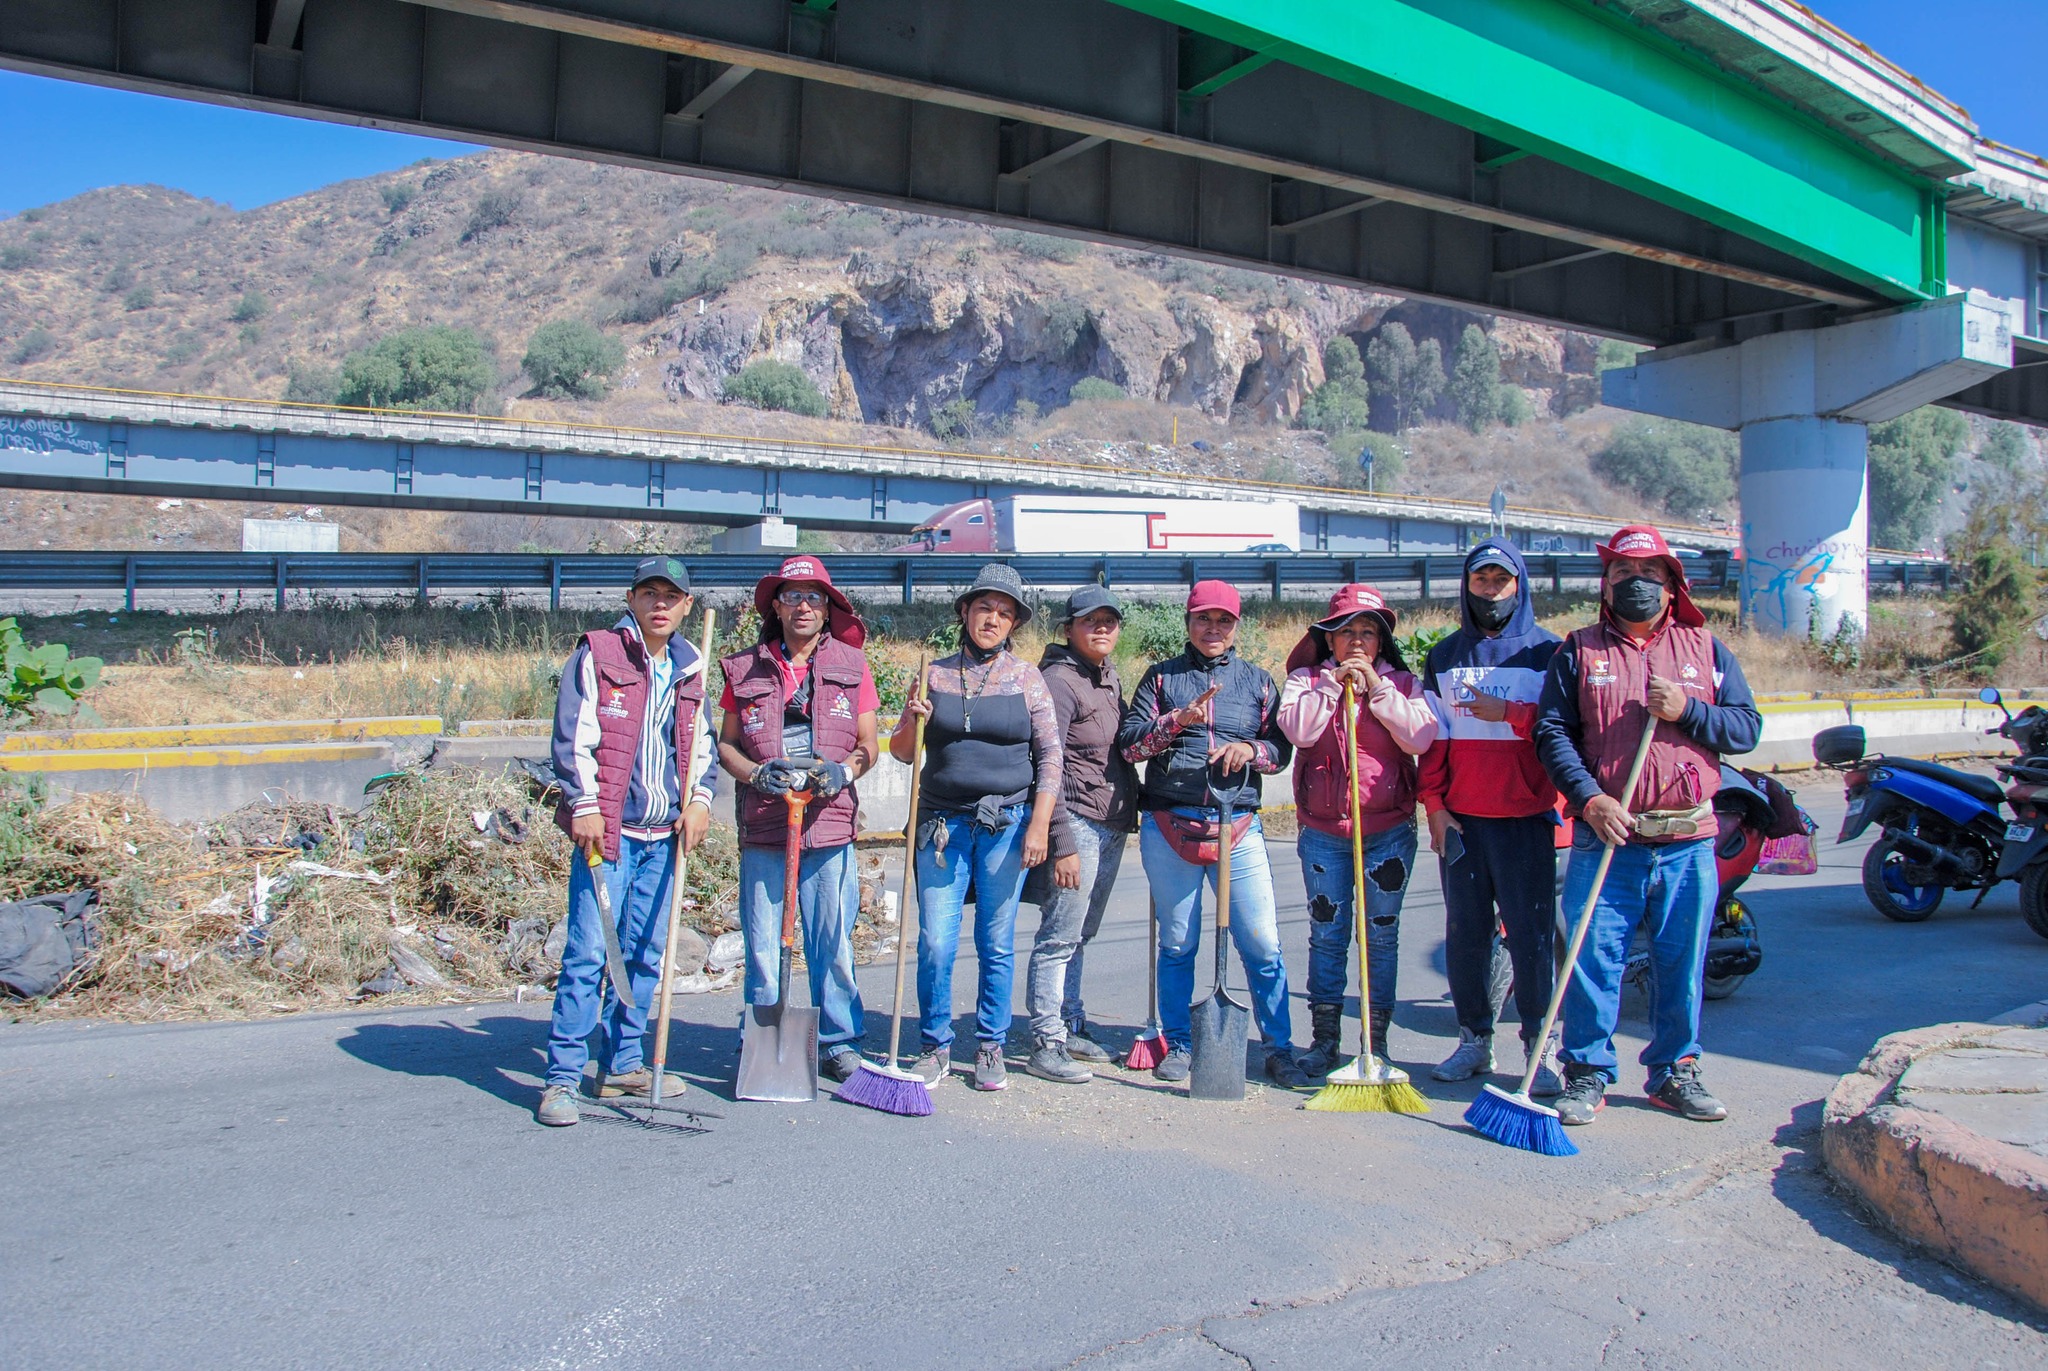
[1567,618,1722,817]
[722,637,867,849]
[552,627,705,862]
[1293,667,1420,838]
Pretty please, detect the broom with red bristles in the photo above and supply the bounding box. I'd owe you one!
[837,660,934,1117]
[1124,896,1168,1071]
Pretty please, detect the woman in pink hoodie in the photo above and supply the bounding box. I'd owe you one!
[1278,584,1437,1078]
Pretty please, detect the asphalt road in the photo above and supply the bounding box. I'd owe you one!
[5,784,2046,1370]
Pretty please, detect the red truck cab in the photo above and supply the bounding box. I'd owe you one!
[891,498,997,554]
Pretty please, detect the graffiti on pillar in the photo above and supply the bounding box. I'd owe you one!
[0,417,103,457]
[1745,534,1861,632]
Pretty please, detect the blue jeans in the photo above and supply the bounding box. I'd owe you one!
[1559,830,1715,1087]
[546,832,674,1087]
[1298,822,1417,1015]
[915,806,1029,1051]
[1026,815,1128,1044]
[1141,810,1293,1052]
[739,842,866,1049]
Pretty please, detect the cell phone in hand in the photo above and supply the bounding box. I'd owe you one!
[1443,827,1466,867]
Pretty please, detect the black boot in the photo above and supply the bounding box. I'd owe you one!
[1367,1006,1395,1062]
[1296,1003,1346,1078]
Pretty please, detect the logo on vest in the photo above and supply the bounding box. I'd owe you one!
[1681,663,1699,680]
[599,687,630,719]
[741,703,767,734]
[827,693,853,720]
[1588,656,1616,687]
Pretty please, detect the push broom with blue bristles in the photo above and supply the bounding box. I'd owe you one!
[1464,713,1657,1155]
[838,660,935,1117]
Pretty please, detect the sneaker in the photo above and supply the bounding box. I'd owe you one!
[910,1048,951,1087]
[1554,1072,1606,1127]
[595,1067,685,1098]
[536,1083,580,1127]
[821,1047,862,1084]
[1026,1041,1092,1084]
[1265,1049,1312,1091]
[1431,1029,1496,1082]
[1525,1038,1564,1098]
[1063,1021,1113,1063]
[1152,1045,1192,1083]
[973,1043,1009,1091]
[1648,1058,1728,1122]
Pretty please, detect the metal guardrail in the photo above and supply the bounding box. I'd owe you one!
[0,547,1963,611]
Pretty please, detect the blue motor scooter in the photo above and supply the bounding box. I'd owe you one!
[1814,700,2015,922]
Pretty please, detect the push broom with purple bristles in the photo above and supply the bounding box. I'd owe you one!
[1465,713,1657,1155]
[838,661,934,1117]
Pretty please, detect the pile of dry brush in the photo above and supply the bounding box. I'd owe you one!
[0,767,743,1020]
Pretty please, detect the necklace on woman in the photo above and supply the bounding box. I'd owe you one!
[959,652,998,734]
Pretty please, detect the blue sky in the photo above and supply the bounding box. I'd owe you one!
[0,4,2041,219]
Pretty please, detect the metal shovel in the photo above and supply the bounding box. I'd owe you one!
[736,786,820,1103]
[1188,786,1250,1101]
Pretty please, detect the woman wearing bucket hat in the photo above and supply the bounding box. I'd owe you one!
[1276,585,1437,1078]
[718,555,881,1084]
[1021,585,1139,1084]
[890,563,1063,1092]
[1117,580,1305,1089]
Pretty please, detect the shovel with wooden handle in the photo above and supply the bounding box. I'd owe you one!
[736,784,821,1102]
[1188,783,1250,1101]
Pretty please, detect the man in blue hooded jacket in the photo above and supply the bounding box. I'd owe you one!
[1418,540,1565,1093]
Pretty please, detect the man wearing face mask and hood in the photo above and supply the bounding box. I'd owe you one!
[1535,526,1760,1130]
[1418,540,1564,1093]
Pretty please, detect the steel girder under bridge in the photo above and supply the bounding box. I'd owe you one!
[0,380,1737,552]
[2,0,2044,401]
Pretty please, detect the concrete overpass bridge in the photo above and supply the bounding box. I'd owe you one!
[2,0,2043,631]
[0,379,1730,556]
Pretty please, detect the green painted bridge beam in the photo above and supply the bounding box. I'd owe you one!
[1121,0,1942,301]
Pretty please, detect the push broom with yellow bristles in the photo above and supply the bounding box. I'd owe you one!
[1305,679,1428,1115]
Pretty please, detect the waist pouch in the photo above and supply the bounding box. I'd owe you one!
[1633,802,1713,840]
[1151,810,1254,865]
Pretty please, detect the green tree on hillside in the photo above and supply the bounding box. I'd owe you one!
[1297,336,1371,435]
[1447,324,1503,433]
[1950,538,2038,675]
[336,326,497,412]
[1980,421,2029,474]
[722,360,829,417]
[1069,377,1125,404]
[1867,406,1969,549]
[1366,323,1444,432]
[522,319,625,400]
[1591,418,1737,518]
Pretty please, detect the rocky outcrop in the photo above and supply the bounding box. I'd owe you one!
[658,255,1598,430]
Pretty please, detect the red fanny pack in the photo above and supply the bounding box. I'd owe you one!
[1151,810,1254,865]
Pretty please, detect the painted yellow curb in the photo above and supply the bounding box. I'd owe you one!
[0,716,439,754]
[0,741,390,773]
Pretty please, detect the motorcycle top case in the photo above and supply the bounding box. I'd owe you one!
[1812,725,1865,766]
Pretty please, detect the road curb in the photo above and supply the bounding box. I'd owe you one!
[1822,1017,2048,1312]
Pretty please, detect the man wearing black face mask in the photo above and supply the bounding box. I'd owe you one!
[1535,525,1760,1130]
[1419,541,1564,1090]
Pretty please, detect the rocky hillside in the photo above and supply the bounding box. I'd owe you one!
[0,148,2020,553]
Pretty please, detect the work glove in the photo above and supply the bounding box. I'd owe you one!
[749,758,804,795]
[807,760,851,800]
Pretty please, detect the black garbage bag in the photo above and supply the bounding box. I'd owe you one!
[0,891,97,999]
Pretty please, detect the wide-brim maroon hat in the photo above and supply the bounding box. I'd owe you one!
[754,555,866,648]
[1597,524,1704,628]
[1287,583,1403,674]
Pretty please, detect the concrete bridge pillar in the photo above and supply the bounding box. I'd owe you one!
[1603,296,2015,637]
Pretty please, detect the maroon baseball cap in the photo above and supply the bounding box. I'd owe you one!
[753,555,866,647]
[1186,579,1241,618]
[1597,524,1704,628]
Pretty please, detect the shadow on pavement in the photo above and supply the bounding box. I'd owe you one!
[334,1009,744,1111]
[1766,1102,2047,1329]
